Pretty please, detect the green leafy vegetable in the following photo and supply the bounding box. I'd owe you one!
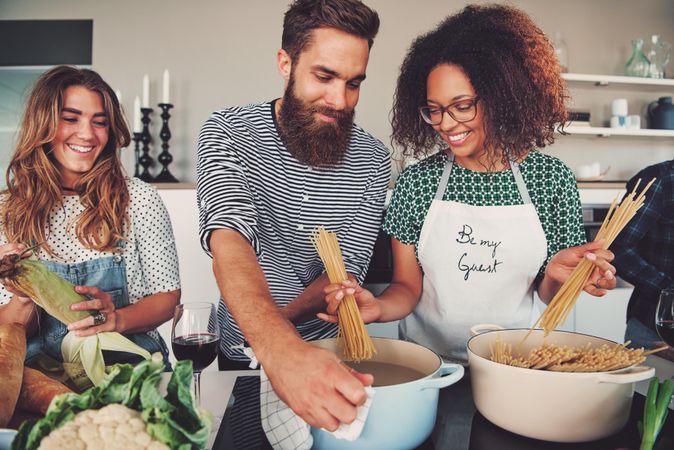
[12,354,212,450]
[639,376,674,450]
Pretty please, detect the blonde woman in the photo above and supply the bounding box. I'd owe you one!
[0,66,180,368]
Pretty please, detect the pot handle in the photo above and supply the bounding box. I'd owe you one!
[592,365,655,384]
[420,363,464,390]
[470,323,505,336]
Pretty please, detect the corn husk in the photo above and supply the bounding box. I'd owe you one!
[0,255,150,387]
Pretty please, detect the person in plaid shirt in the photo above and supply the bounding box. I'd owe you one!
[612,160,674,348]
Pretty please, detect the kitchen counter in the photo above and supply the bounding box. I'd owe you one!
[201,355,674,450]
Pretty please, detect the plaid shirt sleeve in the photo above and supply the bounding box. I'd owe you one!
[612,166,674,296]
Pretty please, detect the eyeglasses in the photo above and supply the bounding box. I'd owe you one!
[418,97,479,125]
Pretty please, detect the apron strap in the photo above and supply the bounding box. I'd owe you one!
[434,152,533,205]
[510,160,532,205]
[433,153,455,200]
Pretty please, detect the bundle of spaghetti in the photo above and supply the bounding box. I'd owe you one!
[311,227,376,361]
[531,178,656,337]
[489,337,659,372]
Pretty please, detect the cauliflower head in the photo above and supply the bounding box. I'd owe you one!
[37,404,169,450]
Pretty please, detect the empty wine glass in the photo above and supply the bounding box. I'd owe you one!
[171,302,220,406]
[656,288,674,347]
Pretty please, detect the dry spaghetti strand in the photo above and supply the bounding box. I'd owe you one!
[528,178,656,339]
[311,227,376,361]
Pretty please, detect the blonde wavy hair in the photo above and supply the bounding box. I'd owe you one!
[2,65,131,255]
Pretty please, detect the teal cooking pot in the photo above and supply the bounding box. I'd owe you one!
[310,337,464,450]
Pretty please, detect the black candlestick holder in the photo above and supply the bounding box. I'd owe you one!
[132,132,142,178]
[138,108,155,182]
[154,103,179,182]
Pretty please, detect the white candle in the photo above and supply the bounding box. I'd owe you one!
[133,96,142,133]
[142,74,150,107]
[114,89,122,104]
[162,69,170,104]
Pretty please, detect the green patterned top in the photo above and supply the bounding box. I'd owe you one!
[384,150,585,275]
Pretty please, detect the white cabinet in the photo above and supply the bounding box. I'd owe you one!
[573,288,632,343]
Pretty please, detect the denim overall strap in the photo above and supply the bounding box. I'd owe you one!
[28,246,169,367]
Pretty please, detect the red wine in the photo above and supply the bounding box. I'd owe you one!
[172,333,219,371]
[656,320,674,347]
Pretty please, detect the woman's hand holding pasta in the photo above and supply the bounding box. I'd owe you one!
[67,285,118,336]
[318,278,382,324]
[545,240,616,297]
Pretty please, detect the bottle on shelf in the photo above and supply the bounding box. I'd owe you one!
[625,38,651,78]
[553,32,569,73]
[646,34,671,79]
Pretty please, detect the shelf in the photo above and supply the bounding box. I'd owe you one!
[562,126,674,137]
[562,73,674,88]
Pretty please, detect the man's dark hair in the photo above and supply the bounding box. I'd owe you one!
[282,0,380,61]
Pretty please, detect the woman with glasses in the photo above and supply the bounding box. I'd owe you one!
[320,4,616,362]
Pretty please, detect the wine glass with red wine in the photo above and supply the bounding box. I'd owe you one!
[656,289,674,347]
[171,302,220,406]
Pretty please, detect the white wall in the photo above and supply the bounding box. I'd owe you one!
[2,0,673,182]
[156,188,220,368]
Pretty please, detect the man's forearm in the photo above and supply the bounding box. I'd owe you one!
[210,229,300,364]
[281,273,332,324]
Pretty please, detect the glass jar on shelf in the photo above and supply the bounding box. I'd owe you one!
[553,32,569,73]
[625,38,651,78]
[646,34,671,79]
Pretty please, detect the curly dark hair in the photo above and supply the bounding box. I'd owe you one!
[282,0,380,61]
[391,3,569,163]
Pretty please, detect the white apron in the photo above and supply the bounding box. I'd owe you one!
[399,153,548,362]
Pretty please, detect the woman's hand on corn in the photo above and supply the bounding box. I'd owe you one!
[0,243,33,299]
[67,286,118,335]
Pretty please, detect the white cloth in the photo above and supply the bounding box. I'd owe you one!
[260,366,375,450]
[400,155,548,362]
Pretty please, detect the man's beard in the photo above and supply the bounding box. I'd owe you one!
[277,77,354,168]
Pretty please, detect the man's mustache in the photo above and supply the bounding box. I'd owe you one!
[310,105,352,121]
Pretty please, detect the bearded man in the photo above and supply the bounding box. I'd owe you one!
[196,0,389,433]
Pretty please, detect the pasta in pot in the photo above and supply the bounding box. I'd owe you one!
[490,337,667,372]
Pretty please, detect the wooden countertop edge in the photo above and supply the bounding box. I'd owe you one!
[577,181,626,189]
[152,182,196,189]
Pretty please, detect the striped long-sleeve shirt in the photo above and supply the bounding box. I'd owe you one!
[197,100,391,360]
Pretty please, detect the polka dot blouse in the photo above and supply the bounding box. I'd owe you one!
[383,150,586,275]
[0,177,181,306]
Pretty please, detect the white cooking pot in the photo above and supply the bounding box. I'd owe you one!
[467,324,655,443]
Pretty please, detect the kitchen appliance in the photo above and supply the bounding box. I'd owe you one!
[310,337,464,450]
[581,204,611,241]
[467,325,654,442]
[648,96,674,130]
